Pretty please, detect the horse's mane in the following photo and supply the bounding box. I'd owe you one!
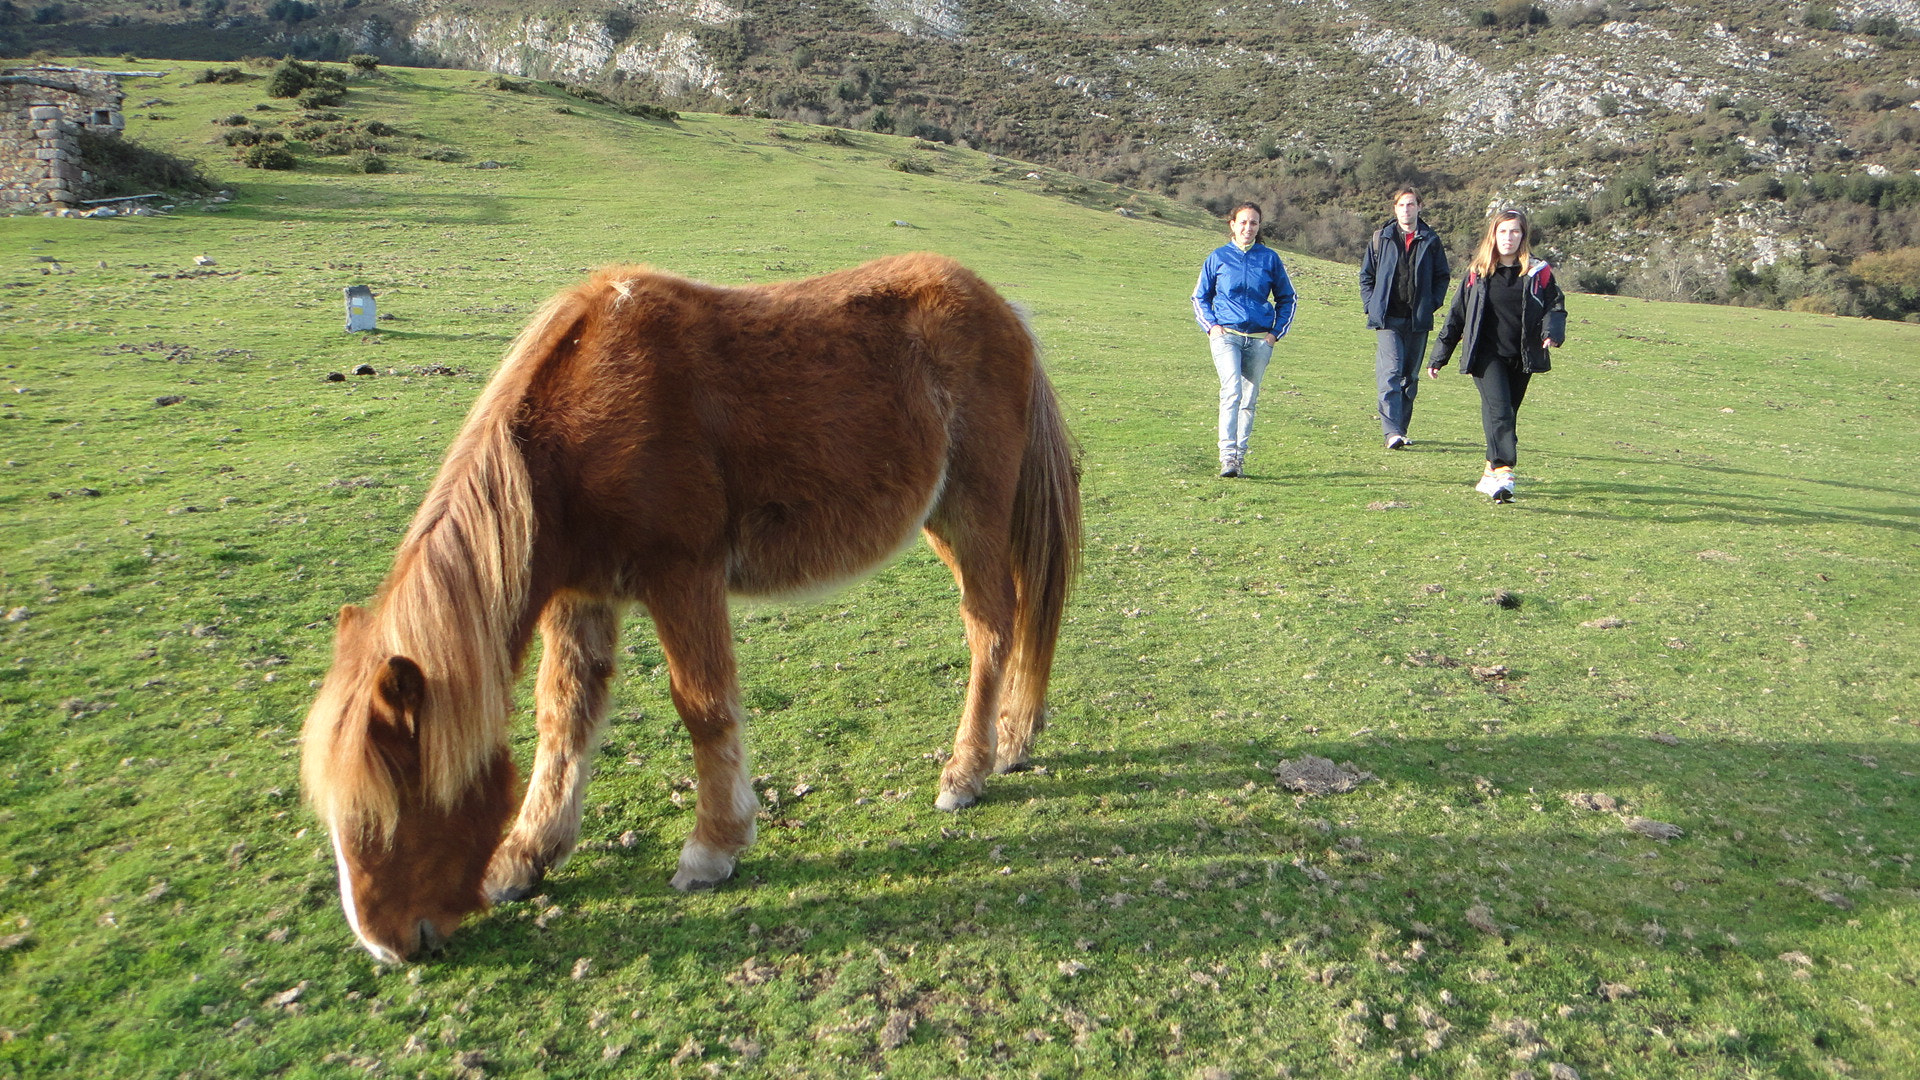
[304,283,596,836]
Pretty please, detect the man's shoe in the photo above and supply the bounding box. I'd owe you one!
[1386,434,1409,450]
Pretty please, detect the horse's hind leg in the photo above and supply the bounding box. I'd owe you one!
[647,574,759,891]
[484,593,621,903]
[923,526,1016,812]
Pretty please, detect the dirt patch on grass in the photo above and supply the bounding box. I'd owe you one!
[1273,755,1375,795]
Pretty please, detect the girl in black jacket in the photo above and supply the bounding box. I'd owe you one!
[1426,209,1567,503]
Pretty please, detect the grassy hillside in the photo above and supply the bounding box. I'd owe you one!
[2,61,1918,1079]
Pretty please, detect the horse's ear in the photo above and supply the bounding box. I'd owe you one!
[371,656,426,739]
[335,604,369,649]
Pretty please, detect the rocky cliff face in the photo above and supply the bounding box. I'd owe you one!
[397,3,736,94]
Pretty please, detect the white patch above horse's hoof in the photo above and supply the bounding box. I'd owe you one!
[671,842,735,892]
[934,789,977,812]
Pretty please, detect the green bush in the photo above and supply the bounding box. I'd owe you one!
[347,53,379,71]
[350,151,388,174]
[242,144,296,170]
[1492,0,1548,26]
[266,59,346,101]
[73,128,215,197]
[195,66,248,84]
[1858,14,1902,37]
[265,60,310,98]
[620,102,679,121]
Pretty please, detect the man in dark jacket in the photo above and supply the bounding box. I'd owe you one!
[1358,187,1450,450]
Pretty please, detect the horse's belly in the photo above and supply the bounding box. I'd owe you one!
[725,469,941,597]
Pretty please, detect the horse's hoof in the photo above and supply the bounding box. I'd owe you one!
[675,868,733,887]
[993,756,1032,774]
[934,789,977,812]
[669,866,732,892]
[670,842,736,892]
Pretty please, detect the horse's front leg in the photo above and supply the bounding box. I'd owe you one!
[648,575,758,891]
[484,593,622,903]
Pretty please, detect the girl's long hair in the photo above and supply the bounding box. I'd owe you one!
[1468,208,1533,278]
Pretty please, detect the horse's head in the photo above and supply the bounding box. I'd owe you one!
[302,605,517,963]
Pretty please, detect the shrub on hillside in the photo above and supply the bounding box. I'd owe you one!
[267,59,345,101]
[620,102,678,121]
[74,128,216,198]
[265,0,316,23]
[1570,265,1621,295]
[347,54,379,72]
[1851,247,1920,317]
[195,66,248,84]
[351,151,388,173]
[242,144,296,170]
[1858,14,1903,37]
[1623,239,1724,303]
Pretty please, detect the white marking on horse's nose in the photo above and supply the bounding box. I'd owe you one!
[332,829,400,963]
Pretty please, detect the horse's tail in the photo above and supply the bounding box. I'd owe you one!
[997,348,1082,771]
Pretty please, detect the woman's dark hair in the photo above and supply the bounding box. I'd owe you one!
[1228,201,1263,223]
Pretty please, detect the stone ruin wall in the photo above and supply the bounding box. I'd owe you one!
[1,68,125,211]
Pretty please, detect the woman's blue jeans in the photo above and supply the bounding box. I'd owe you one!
[1209,331,1273,459]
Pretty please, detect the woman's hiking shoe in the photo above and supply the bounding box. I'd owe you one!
[1481,466,1516,503]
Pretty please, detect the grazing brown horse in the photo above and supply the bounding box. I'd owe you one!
[301,253,1080,962]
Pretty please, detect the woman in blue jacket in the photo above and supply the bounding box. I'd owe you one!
[1192,202,1297,477]
[1426,208,1567,503]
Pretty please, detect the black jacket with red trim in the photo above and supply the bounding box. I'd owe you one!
[1427,260,1568,375]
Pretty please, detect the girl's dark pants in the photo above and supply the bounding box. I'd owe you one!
[1473,359,1531,469]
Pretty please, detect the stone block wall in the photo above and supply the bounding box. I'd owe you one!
[1,68,126,211]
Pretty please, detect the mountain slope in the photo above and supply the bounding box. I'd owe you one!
[10,0,1920,314]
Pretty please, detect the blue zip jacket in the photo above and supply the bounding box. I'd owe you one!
[1192,243,1296,337]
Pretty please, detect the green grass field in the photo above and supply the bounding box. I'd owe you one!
[2,62,1916,1079]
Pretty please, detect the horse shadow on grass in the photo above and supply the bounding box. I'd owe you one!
[445,731,1916,985]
